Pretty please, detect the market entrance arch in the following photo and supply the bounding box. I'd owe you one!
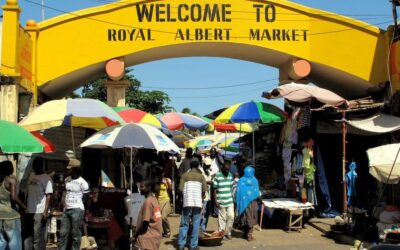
[0,0,392,111]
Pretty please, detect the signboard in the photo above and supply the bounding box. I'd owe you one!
[106,3,309,43]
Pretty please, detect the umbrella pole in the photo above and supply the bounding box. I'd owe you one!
[70,125,76,154]
[225,131,227,157]
[252,124,256,166]
[239,123,242,155]
[130,147,133,192]
[341,111,347,213]
[170,156,179,217]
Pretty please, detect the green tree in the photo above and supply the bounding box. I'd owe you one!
[81,69,170,113]
[181,107,191,114]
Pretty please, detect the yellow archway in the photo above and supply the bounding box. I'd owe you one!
[0,0,394,113]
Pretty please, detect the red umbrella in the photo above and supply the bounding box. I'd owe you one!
[31,131,56,153]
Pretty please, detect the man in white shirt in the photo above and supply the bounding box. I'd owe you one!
[58,159,89,250]
[25,157,53,250]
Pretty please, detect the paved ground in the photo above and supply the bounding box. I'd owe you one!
[160,216,350,250]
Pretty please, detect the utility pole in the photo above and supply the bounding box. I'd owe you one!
[392,0,400,38]
[41,0,45,21]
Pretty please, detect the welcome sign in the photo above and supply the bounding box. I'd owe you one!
[107,2,309,42]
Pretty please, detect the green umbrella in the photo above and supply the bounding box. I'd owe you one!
[0,120,44,153]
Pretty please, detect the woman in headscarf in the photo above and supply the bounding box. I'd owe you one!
[235,166,260,241]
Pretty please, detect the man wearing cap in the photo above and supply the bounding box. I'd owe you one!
[58,159,89,250]
[25,157,53,250]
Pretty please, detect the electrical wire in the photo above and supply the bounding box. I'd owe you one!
[169,85,271,99]
[24,0,391,37]
[90,0,391,17]
[139,78,278,90]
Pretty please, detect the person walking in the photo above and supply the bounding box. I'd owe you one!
[200,157,213,233]
[58,160,89,250]
[213,161,234,240]
[133,180,162,250]
[0,161,26,250]
[178,160,207,250]
[235,166,260,241]
[209,147,223,176]
[179,148,193,177]
[156,172,172,238]
[25,157,53,250]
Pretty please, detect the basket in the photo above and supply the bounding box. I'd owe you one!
[198,231,224,247]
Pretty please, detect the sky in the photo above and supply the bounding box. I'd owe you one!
[4,0,394,116]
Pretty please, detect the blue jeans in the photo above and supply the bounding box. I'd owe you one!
[178,207,201,250]
[0,218,22,250]
[58,208,85,250]
[200,200,211,232]
[23,213,47,250]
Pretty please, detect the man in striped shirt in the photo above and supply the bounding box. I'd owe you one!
[213,161,234,240]
[178,160,207,250]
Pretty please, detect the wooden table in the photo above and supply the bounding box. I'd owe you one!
[259,198,313,231]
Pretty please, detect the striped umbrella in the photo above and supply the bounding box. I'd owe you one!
[215,101,287,124]
[0,120,47,153]
[116,108,166,128]
[215,101,287,164]
[160,112,209,131]
[20,98,124,131]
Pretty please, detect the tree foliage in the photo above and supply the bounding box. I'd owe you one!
[81,69,171,113]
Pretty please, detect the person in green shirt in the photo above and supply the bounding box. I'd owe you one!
[213,161,234,240]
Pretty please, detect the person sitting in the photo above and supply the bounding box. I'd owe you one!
[235,166,260,241]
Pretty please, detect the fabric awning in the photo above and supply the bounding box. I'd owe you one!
[317,112,400,135]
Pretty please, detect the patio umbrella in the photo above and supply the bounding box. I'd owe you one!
[367,143,400,184]
[160,112,209,131]
[213,122,253,133]
[116,108,166,128]
[81,123,180,191]
[262,82,348,107]
[185,138,214,150]
[20,98,124,131]
[31,131,56,153]
[160,128,194,148]
[0,120,46,153]
[215,101,287,164]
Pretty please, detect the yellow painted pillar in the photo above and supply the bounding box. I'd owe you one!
[1,0,21,76]
[25,20,39,106]
[0,0,21,122]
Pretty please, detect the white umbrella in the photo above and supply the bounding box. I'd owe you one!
[81,123,179,153]
[80,123,180,192]
[367,143,400,184]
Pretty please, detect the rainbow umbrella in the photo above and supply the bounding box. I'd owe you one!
[0,120,46,153]
[20,98,124,131]
[160,112,209,131]
[185,138,214,150]
[213,122,253,133]
[215,101,287,124]
[116,108,166,128]
[215,101,287,164]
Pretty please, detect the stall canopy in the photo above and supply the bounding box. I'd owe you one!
[367,143,400,184]
[317,112,400,135]
[263,82,348,107]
